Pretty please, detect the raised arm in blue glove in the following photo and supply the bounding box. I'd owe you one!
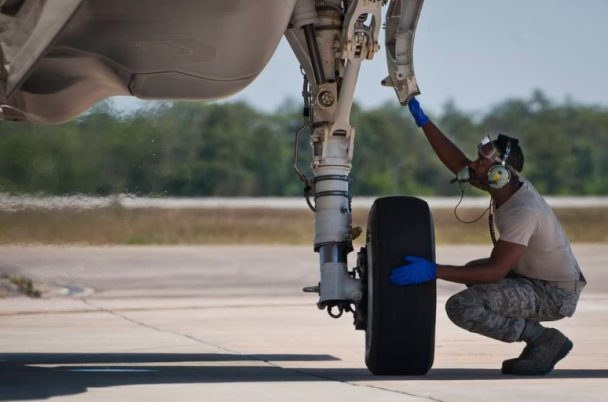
[390,256,437,286]
[408,97,430,127]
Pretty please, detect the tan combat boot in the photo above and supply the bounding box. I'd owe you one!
[502,328,573,375]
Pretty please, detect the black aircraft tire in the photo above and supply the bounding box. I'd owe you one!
[364,196,436,375]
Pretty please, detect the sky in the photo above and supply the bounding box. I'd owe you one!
[113,0,608,116]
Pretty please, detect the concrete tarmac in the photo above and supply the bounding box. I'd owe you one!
[1,245,607,401]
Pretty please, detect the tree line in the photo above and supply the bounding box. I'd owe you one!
[0,90,606,196]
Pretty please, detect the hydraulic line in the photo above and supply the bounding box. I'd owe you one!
[303,24,326,85]
[293,70,316,212]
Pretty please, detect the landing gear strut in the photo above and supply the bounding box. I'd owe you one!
[288,0,434,374]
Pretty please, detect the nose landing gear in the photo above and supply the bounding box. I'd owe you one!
[289,0,433,375]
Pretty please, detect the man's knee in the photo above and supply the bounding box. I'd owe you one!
[445,290,484,328]
[445,294,461,324]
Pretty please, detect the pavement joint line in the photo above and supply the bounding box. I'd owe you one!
[0,301,313,317]
[348,383,444,402]
[78,298,443,400]
[79,298,241,355]
[278,367,445,402]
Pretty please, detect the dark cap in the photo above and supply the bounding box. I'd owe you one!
[494,134,524,172]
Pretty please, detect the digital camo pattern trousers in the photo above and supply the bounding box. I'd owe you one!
[445,277,575,343]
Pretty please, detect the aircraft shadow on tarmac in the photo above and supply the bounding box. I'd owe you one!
[1,353,608,400]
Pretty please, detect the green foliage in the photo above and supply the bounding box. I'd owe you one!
[0,91,606,196]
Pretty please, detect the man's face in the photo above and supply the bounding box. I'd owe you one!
[468,136,502,190]
[468,152,495,190]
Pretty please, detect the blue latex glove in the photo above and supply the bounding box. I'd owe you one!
[390,256,436,286]
[408,97,430,127]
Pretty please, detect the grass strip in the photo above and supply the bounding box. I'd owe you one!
[0,206,605,245]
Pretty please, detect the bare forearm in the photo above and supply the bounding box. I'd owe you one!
[437,241,526,285]
[436,264,504,285]
[420,121,470,174]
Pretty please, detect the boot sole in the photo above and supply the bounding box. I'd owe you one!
[501,358,519,374]
[502,339,573,376]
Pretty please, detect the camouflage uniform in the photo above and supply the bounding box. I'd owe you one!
[445,259,585,343]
